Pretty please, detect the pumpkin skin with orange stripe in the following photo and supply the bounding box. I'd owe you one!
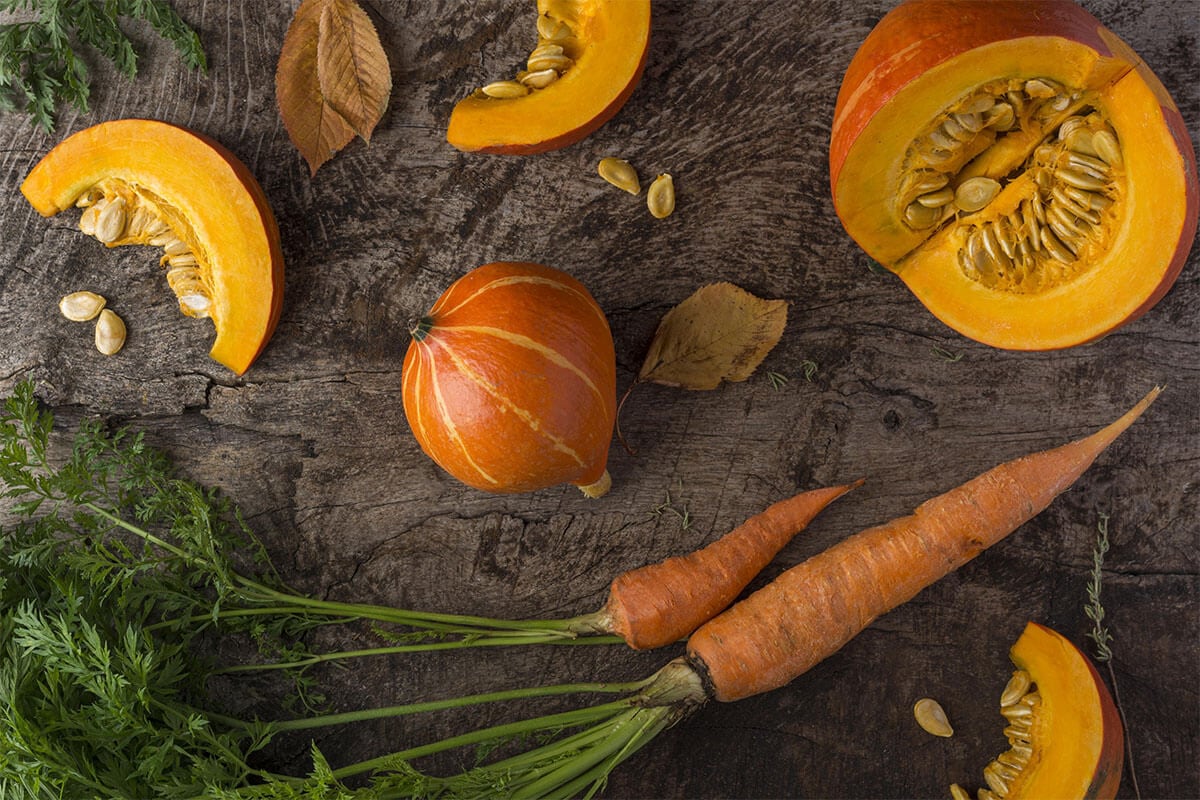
[402,262,617,497]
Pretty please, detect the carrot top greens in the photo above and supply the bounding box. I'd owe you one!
[0,378,637,796]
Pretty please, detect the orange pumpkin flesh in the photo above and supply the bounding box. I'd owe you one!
[402,262,617,497]
[446,0,651,155]
[20,119,284,375]
[831,0,1198,350]
[958,622,1124,799]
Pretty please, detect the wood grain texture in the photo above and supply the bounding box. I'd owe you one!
[0,1,1196,797]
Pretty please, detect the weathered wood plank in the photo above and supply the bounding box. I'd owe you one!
[0,1,1196,797]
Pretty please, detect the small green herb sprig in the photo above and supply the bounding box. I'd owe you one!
[0,0,207,131]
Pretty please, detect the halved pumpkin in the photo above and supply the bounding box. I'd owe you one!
[956,622,1124,799]
[21,118,284,375]
[830,0,1197,350]
[446,0,651,155]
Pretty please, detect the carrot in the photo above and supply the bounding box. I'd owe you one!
[590,480,862,649]
[686,387,1161,701]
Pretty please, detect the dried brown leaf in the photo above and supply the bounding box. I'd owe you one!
[317,0,391,141]
[276,0,390,175]
[638,283,789,390]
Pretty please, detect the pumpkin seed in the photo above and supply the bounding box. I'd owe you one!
[999,670,1032,707]
[94,308,126,355]
[996,750,1027,769]
[1000,703,1033,722]
[520,68,559,89]
[905,201,942,228]
[954,177,1001,212]
[1041,228,1075,263]
[163,238,191,256]
[1024,78,1058,98]
[527,54,573,73]
[95,196,128,244]
[913,697,954,737]
[1056,167,1107,192]
[1022,201,1042,251]
[984,102,1015,131]
[1092,130,1122,166]
[950,784,971,800]
[530,43,564,59]
[167,253,199,268]
[916,187,955,208]
[59,291,107,322]
[1009,742,1033,759]
[963,94,995,115]
[953,111,984,133]
[598,157,641,195]
[647,174,676,218]
[78,204,101,236]
[983,763,1010,796]
[537,13,571,42]
[929,127,959,151]
[481,80,529,99]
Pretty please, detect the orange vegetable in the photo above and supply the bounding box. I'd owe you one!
[20,119,284,375]
[951,621,1125,800]
[687,387,1160,702]
[402,262,616,497]
[587,481,861,649]
[446,0,651,154]
[830,0,1197,350]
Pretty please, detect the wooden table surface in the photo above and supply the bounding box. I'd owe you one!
[1,1,1197,798]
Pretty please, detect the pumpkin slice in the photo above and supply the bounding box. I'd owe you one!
[21,118,284,375]
[953,622,1123,799]
[446,0,651,154]
[830,0,1197,350]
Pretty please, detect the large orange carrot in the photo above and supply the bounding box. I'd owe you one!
[687,388,1160,701]
[578,480,861,649]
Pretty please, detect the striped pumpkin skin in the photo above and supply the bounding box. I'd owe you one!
[402,262,617,496]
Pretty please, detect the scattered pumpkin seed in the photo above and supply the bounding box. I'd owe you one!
[913,697,954,737]
[647,173,675,219]
[94,308,126,355]
[598,157,641,195]
[59,291,107,322]
[949,784,971,800]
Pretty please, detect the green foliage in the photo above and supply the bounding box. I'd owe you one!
[1085,512,1113,662]
[0,0,207,131]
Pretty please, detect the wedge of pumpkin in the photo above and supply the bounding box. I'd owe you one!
[446,0,651,154]
[21,118,284,375]
[831,0,1198,350]
[952,622,1124,800]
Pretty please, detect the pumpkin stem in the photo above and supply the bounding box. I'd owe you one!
[409,316,434,342]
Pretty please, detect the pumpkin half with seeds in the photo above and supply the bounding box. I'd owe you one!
[402,262,617,497]
[446,0,651,154]
[948,622,1123,800]
[830,0,1198,350]
[21,119,284,375]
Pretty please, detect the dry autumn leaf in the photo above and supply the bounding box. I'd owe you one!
[638,283,789,390]
[276,0,391,175]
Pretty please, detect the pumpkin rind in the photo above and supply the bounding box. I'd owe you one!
[830,0,1197,350]
[402,262,617,496]
[446,0,651,155]
[20,119,284,375]
[1004,622,1124,800]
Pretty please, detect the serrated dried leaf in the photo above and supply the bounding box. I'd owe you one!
[317,0,391,141]
[276,0,390,176]
[638,283,789,390]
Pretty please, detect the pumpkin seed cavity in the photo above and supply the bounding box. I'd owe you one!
[899,77,1125,296]
[75,179,213,319]
[949,670,1041,800]
[476,13,576,98]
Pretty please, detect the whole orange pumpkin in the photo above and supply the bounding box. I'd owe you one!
[402,262,617,497]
